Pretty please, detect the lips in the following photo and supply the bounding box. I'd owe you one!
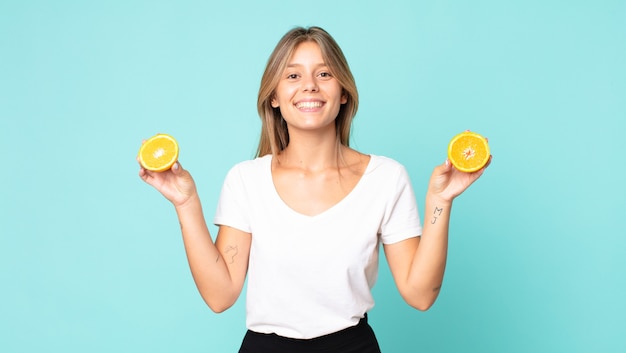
[295,101,324,109]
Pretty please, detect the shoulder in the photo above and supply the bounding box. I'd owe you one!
[366,155,408,175]
[221,155,272,190]
[226,155,272,175]
[363,155,415,192]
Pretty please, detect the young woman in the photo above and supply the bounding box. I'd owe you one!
[139,26,489,353]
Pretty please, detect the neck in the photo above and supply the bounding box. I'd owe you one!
[278,129,344,171]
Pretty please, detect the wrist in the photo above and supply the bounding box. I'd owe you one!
[425,193,452,227]
[425,192,453,208]
[174,192,201,212]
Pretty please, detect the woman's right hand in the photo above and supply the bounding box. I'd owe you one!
[138,159,198,207]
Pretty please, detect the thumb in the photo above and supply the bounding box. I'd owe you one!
[171,161,181,174]
[441,159,452,173]
[431,159,452,180]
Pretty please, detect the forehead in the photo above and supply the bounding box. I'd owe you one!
[287,41,325,65]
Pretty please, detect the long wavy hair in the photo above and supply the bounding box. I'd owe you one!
[256,26,359,157]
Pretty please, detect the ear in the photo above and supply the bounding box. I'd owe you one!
[271,97,279,108]
[341,91,348,104]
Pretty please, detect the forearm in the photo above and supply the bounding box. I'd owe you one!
[407,193,452,308]
[175,194,238,312]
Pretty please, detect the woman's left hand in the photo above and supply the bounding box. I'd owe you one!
[427,156,492,203]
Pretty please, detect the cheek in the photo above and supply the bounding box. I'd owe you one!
[327,83,347,104]
[273,86,297,107]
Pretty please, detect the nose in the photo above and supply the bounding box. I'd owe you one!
[302,74,318,92]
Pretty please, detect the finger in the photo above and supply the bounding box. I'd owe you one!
[434,159,453,175]
[138,167,149,180]
[137,156,144,172]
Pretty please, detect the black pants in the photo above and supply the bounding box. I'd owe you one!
[238,314,382,353]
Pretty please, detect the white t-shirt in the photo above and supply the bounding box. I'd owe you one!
[214,154,422,339]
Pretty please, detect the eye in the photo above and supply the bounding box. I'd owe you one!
[286,73,299,79]
[318,72,332,78]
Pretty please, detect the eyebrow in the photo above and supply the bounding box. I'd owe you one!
[286,62,328,68]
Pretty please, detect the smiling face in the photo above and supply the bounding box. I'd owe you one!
[271,41,347,135]
[256,27,359,157]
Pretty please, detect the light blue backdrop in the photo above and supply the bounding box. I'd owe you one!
[1,0,624,352]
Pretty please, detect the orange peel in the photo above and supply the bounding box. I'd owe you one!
[138,133,179,172]
[447,131,490,173]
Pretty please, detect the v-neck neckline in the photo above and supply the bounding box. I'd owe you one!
[267,154,374,220]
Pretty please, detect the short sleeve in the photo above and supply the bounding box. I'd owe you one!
[379,164,422,244]
[213,164,252,233]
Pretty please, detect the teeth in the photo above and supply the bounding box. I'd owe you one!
[296,101,322,109]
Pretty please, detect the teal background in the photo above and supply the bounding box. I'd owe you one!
[1,0,624,352]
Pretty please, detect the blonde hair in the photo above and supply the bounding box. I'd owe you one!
[256,26,359,157]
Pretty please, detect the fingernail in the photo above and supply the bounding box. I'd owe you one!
[173,162,179,170]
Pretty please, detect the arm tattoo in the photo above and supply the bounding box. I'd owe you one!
[431,206,444,224]
[224,245,239,264]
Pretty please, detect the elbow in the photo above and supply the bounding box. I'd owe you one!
[404,296,436,311]
[201,291,238,314]
[401,287,440,311]
[411,299,435,312]
[208,303,231,314]
[206,298,235,313]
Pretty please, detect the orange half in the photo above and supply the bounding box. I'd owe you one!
[138,134,179,172]
[447,131,490,173]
